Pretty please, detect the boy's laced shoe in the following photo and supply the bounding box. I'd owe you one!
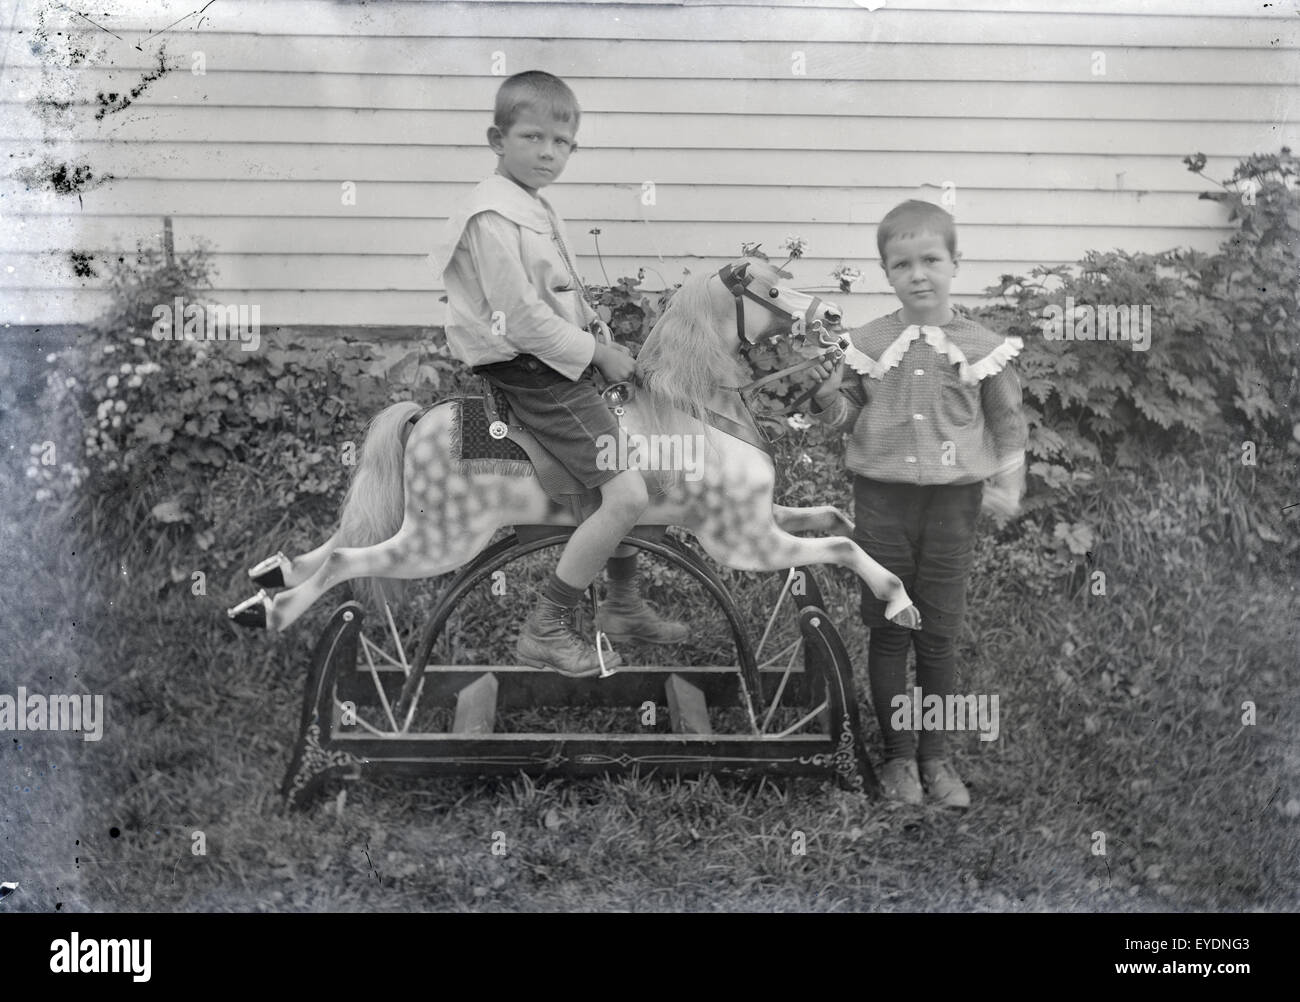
[879,758,923,805]
[919,758,971,809]
[595,573,689,645]
[517,596,622,678]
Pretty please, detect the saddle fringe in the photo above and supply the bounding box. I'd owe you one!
[453,457,534,478]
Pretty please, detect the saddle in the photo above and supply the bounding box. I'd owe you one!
[449,382,601,509]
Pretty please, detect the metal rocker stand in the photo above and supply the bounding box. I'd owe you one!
[281,528,880,809]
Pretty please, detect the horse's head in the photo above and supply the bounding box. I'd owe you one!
[715,258,844,349]
[637,258,845,419]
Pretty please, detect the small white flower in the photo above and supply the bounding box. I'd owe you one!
[64,377,76,389]
[35,488,51,502]
[127,375,142,388]
[106,375,119,389]
[103,344,116,354]
[46,353,59,363]
[25,466,38,479]
[786,413,814,431]
[130,337,145,347]
[111,415,122,428]
[120,363,133,374]
[28,443,41,456]
[114,400,127,413]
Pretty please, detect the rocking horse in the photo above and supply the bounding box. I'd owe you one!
[228,258,920,634]
[228,257,923,805]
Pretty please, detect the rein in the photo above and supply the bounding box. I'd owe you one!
[717,262,826,348]
[715,262,848,446]
[603,262,849,457]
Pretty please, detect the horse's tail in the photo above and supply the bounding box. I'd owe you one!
[336,400,424,611]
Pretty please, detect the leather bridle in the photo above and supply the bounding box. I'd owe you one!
[715,261,851,435]
[716,261,829,346]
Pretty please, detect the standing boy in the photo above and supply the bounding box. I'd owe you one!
[811,200,1028,807]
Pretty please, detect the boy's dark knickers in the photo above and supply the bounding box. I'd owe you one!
[474,354,624,490]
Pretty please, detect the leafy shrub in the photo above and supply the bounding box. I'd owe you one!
[29,244,462,554]
[972,148,1299,572]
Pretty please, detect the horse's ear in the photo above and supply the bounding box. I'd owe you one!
[734,260,750,278]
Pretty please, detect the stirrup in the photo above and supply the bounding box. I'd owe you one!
[595,630,618,678]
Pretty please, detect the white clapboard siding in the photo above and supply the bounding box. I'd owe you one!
[0,180,1236,227]
[6,69,1294,123]
[0,215,1230,260]
[0,141,1269,191]
[0,249,1173,302]
[9,1,1293,47]
[5,104,1295,156]
[6,34,1299,83]
[1,0,1296,331]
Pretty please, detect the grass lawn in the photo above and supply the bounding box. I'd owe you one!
[2,391,1297,913]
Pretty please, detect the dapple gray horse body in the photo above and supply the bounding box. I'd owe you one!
[229,259,921,635]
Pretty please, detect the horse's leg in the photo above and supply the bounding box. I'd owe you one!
[264,521,502,631]
[248,531,344,588]
[772,504,854,536]
[691,516,920,629]
[242,465,556,630]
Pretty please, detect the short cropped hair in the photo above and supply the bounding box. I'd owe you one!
[494,70,581,132]
[876,200,958,261]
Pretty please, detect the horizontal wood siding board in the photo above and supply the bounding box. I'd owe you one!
[15,2,1300,44]
[0,143,1267,190]
[7,37,1297,83]
[0,251,1124,296]
[1,181,1235,227]
[0,215,1230,259]
[851,0,1291,15]
[0,258,1216,324]
[4,106,1292,155]
[6,71,1295,123]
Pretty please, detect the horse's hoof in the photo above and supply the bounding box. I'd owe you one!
[888,604,922,630]
[228,589,271,629]
[248,552,288,588]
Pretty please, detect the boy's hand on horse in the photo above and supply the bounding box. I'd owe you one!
[811,355,845,409]
[593,341,637,383]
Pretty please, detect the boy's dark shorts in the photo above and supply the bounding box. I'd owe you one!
[852,476,983,639]
[473,354,624,490]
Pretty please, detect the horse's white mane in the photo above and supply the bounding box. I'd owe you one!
[637,265,759,420]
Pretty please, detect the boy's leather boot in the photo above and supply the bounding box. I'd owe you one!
[596,572,689,644]
[517,595,622,677]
